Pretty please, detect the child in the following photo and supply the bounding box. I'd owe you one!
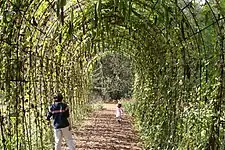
[116,103,123,123]
[46,93,75,150]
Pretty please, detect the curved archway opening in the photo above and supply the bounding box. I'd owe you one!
[86,51,134,103]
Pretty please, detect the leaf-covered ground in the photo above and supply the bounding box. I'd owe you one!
[62,104,143,150]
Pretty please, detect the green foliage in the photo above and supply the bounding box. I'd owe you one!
[90,53,133,100]
[91,100,104,110]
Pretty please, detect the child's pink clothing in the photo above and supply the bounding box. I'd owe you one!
[116,107,123,117]
[116,107,123,123]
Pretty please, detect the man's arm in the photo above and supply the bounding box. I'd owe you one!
[67,117,72,130]
[65,105,69,118]
[65,105,72,130]
[46,106,53,121]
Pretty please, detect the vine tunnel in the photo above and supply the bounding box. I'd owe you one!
[0,0,225,149]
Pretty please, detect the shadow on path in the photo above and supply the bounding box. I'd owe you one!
[63,104,143,150]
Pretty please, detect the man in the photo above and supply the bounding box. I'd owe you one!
[47,93,75,150]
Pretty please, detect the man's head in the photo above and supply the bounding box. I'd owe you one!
[54,93,63,102]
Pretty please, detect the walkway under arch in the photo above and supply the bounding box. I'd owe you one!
[63,104,143,150]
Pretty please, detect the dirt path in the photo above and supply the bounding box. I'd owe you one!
[64,104,143,150]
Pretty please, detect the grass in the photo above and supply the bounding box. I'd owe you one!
[91,100,104,110]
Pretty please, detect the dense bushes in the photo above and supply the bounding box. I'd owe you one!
[91,53,133,100]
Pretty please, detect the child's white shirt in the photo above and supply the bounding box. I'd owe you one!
[116,107,123,117]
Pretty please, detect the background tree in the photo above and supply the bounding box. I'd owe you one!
[91,53,133,101]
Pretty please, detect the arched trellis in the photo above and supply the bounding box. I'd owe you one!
[0,0,224,149]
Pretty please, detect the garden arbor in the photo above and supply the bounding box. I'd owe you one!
[0,0,225,149]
